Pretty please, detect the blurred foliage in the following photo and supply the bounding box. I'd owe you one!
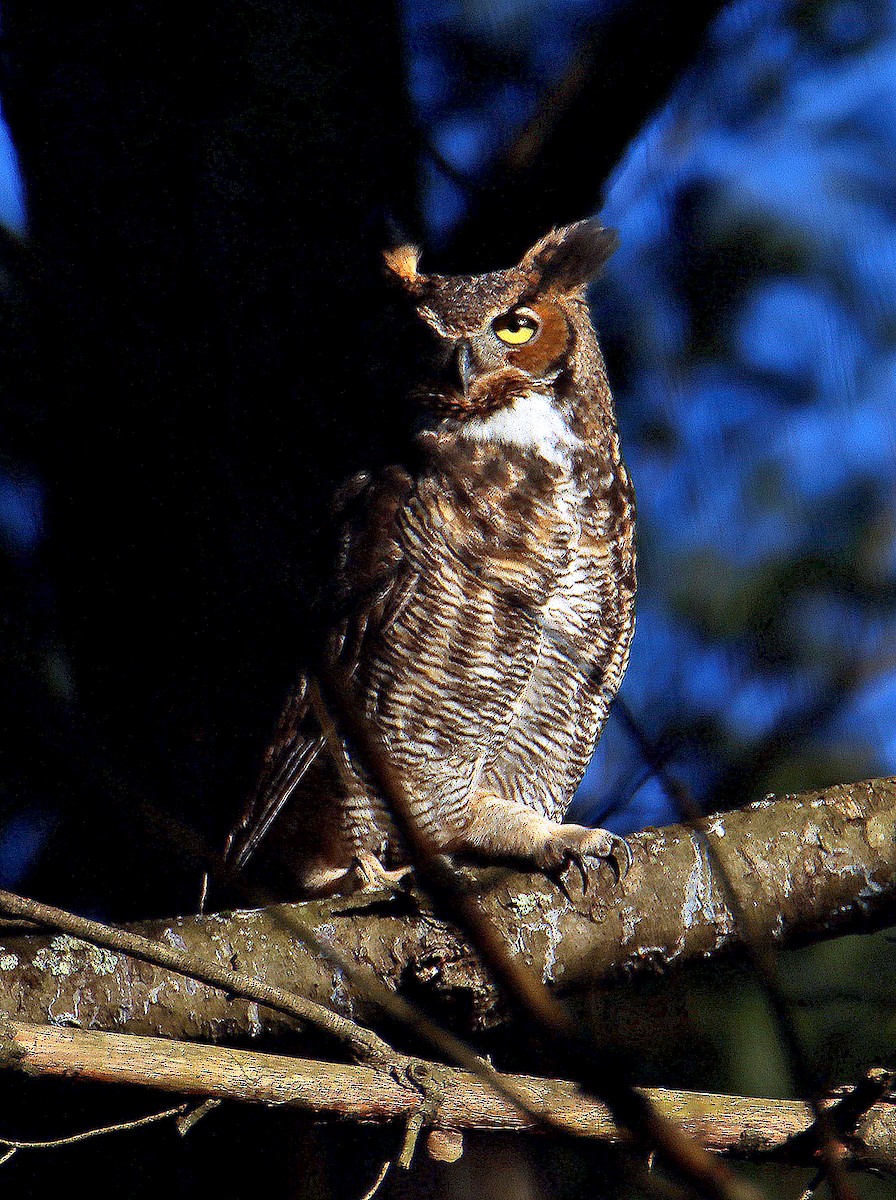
[592,0,896,823]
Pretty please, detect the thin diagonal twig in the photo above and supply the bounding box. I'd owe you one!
[614,697,860,1200]
[0,886,394,1067]
[320,665,763,1200]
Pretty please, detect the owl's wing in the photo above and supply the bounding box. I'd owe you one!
[223,466,417,874]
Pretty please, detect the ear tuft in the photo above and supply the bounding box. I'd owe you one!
[383,243,422,287]
[520,220,618,292]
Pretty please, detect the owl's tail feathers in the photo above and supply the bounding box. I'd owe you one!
[196,730,327,913]
[225,733,327,876]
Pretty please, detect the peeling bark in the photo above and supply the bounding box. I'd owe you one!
[0,778,893,1045]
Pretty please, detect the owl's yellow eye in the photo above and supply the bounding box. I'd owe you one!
[492,308,539,346]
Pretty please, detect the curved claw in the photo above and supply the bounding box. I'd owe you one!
[607,835,633,883]
[577,835,633,890]
[553,850,588,901]
[545,828,633,898]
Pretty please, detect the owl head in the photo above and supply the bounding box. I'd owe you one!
[384,220,618,422]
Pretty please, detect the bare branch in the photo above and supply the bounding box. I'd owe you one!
[2,1022,895,1175]
[619,708,866,1200]
[0,884,653,1149]
[357,1159,392,1200]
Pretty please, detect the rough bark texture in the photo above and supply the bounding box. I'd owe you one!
[0,778,892,1047]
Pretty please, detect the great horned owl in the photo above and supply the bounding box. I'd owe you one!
[223,220,636,897]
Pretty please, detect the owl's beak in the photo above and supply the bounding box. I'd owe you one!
[454,341,475,395]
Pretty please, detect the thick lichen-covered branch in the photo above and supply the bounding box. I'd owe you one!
[0,778,892,1045]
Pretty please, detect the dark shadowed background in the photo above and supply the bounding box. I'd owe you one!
[0,0,894,1196]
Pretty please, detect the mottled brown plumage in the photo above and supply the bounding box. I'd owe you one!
[223,220,636,896]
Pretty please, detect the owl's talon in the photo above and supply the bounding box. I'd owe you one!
[609,836,633,882]
[556,850,589,898]
[541,825,631,894]
[585,834,632,884]
[554,873,574,903]
[576,853,589,894]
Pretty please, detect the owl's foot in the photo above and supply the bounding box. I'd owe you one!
[459,797,631,893]
[347,850,414,895]
[537,824,632,895]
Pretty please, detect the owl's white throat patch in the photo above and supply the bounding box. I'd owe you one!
[458,392,582,467]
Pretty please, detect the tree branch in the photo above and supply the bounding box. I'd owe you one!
[0,778,891,1045]
[2,1021,894,1175]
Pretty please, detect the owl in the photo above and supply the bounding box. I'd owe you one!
[222,219,636,898]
